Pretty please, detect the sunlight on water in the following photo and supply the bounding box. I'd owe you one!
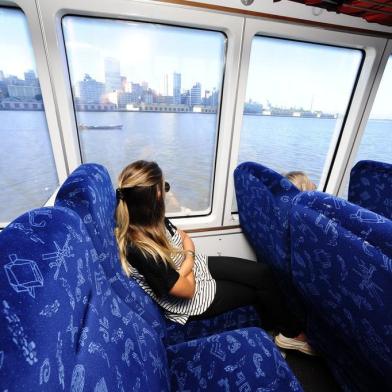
[1,111,391,222]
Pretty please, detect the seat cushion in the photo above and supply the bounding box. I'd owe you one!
[291,191,392,389]
[167,327,303,392]
[0,206,170,391]
[348,159,392,220]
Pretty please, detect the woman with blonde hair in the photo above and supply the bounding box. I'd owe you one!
[285,171,316,191]
[115,160,315,354]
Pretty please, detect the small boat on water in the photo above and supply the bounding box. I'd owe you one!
[78,124,123,130]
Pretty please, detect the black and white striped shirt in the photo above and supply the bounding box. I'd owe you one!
[127,220,216,324]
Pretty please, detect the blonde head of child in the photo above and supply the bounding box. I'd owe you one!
[285,171,316,191]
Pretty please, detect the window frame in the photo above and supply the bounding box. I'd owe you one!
[223,17,387,225]
[36,0,244,229]
[337,41,392,197]
[0,0,67,227]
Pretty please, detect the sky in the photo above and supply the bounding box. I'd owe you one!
[0,7,390,119]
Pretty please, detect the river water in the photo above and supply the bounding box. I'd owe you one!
[1,110,390,222]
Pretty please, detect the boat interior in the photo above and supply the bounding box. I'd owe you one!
[0,0,391,391]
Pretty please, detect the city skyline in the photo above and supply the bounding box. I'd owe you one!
[0,8,391,118]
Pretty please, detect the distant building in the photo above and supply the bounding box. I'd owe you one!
[181,91,191,106]
[0,98,44,110]
[244,100,262,114]
[78,74,104,103]
[8,84,41,100]
[121,76,128,92]
[157,95,173,105]
[117,92,133,108]
[0,80,8,99]
[104,57,121,92]
[203,88,219,107]
[142,90,154,104]
[130,83,143,103]
[190,83,201,106]
[163,74,169,96]
[173,72,181,104]
[24,70,39,86]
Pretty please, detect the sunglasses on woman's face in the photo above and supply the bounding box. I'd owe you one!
[164,181,170,193]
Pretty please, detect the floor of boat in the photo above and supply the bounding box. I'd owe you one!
[284,350,341,392]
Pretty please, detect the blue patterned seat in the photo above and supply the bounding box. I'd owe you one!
[0,207,171,391]
[234,162,305,321]
[55,163,262,346]
[290,191,392,391]
[55,164,167,339]
[0,206,303,391]
[168,327,302,392]
[234,162,300,275]
[348,159,392,220]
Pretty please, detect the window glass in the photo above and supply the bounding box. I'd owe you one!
[62,16,226,215]
[341,56,392,197]
[0,8,58,223]
[237,36,362,191]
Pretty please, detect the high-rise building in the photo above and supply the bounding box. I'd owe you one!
[131,83,143,103]
[104,57,121,92]
[121,76,128,92]
[78,74,105,103]
[163,74,169,96]
[181,91,191,106]
[173,72,181,104]
[24,70,38,86]
[190,82,201,106]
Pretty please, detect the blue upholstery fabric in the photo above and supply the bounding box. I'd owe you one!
[234,162,300,276]
[167,327,303,392]
[0,207,302,391]
[348,160,392,220]
[55,164,167,338]
[56,163,262,345]
[165,305,261,346]
[0,207,170,391]
[290,191,392,391]
[234,162,305,322]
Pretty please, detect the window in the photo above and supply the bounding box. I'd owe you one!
[237,36,363,188]
[62,16,226,216]
[352,56,392,165]
[340,56,392,197]
[0,7,58,223]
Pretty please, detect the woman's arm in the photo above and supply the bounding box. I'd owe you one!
[177,229,195,277]
[169,272,195,299]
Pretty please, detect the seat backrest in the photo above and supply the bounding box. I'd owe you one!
[234,162,300,276]
[55,163,166,337]
[0,206,170,391]
[290,191,392,388]
[348,159,392,220]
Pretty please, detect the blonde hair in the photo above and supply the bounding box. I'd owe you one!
[285,171,316,191]
[115,160,178,276]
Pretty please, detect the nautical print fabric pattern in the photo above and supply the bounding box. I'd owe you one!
[55,163,167,338]
[165,305,262,346]
[167,327,303,392]
[348,160,392,220]
[234,162,306,323]
[129,223,216,325]
[0,207,170,391]
[0,207,303,391]
[56,163,261,342]
[290,191,392,390]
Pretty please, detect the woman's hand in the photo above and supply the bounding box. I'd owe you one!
[178,229,195,253]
